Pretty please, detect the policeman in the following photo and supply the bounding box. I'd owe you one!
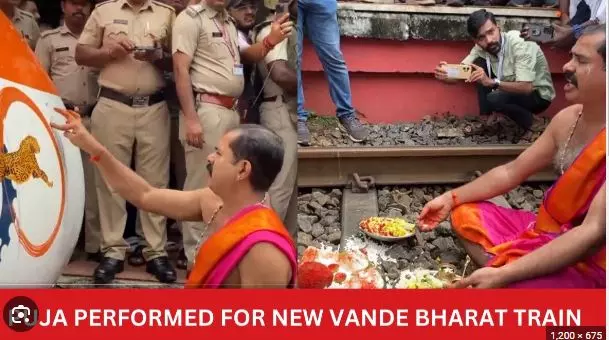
[227,0,259,124]
[172,0,293,269]
[1,0,40,49]
[251,0,298,237]
[34,0,102,263]
[75,0,177,284]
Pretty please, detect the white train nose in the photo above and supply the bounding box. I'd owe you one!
[0,13,84,287]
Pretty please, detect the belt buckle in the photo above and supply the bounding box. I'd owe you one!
[132,96,150,108]
[231,98,238,111]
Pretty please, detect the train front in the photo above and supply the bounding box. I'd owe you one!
[0,13,85,287]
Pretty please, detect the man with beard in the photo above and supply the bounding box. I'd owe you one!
[1,0,40,49]
[51,111,297,288]
[420,25,606,289]
[250,0,298,238]
[35,0,102,263]
[227,0,260,123]
[434,9,555,131]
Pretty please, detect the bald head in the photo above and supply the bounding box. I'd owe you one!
[228,124,284,192]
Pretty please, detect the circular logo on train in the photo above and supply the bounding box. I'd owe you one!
[0,86,66,261]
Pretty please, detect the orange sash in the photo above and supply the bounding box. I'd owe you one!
[535,128,606,233]
[186,205,294,288]
[490,128,606,268]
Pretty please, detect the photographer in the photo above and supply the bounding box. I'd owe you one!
[434,10,555,131]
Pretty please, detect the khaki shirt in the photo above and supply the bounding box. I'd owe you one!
[254,19,296,99]
[78,0,175,96]
[12,7,40,50]
[462,30,556,102]
[35,25,99,106]
[172,3,244,98]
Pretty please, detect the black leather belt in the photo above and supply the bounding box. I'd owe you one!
[261,95,286,103]
[99,87,164,107]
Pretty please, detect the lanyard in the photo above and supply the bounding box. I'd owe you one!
[212,17,237,62]
[485,33,506,80]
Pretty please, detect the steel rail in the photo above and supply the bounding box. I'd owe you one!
[297,145,557,187]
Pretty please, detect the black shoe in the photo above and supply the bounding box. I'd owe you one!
[146,256,177,283]
[93,257,124,284]
[176,249,187,270]
[127,245,145,267]
[87,251,102,263]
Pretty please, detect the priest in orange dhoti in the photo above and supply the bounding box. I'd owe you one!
[52,113,297,288]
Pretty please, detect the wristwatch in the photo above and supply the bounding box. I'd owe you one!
[492,78,501,90]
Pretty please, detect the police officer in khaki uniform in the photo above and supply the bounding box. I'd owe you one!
[75,0,177,284]
[34,0,102,263]
[251,0,298,238]
[1,0,40,49]
[124,0,188,269]
[172,0,293,269]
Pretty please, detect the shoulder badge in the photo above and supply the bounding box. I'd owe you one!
[40,27,60,38]
[16,8,34,20]
[152,1,176,12]
[185,4,205,17]
[95,0,117,8]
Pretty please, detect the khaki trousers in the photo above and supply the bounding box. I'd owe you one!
[90,97,170,261]
[82,117,101,254]
[171,114,186,191]
[259,96,298,239]
[180,102,240,268]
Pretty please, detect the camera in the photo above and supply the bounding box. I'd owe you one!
[10,305,32,324]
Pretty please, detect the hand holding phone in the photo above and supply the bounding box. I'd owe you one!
[442,64,473,80]
[275,2,288,19]
[522,23,554,43]
[133,45,161,63]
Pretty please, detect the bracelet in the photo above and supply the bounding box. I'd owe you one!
[450,190,460,207]
[572,24,584,38]
[90,154,101,162]
[262,36,275,50]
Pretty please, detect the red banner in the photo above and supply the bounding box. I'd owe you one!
[0,289,605,339]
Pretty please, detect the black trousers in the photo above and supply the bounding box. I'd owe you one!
[473,57,551,129]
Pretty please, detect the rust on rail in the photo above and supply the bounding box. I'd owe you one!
[297,145,557,187]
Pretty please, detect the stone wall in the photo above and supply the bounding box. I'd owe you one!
[336,4,559,41]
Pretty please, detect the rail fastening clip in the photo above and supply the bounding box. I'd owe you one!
[349,173,375,193]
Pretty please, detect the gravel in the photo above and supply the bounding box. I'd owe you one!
[306,114,549,147]
[297,188,343,257]
[506,183,550,213]
[297,183,551,278]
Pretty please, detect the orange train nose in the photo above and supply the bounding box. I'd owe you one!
[0,12,56,95]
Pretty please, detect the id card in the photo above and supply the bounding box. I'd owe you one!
[233,64,244,76]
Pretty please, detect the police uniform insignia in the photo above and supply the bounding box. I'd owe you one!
[95,0,116,7]
[113,19,128,25]
[55,47,69,52]
[186,4,204,17]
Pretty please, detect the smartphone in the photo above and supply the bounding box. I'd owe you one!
[275,2,288,17]
[442,64,472,80]
[134,46,156,53]
[523,23,554,43]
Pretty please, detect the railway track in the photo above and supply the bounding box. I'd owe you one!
[296,144,555,275]
[297,144,557,187]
